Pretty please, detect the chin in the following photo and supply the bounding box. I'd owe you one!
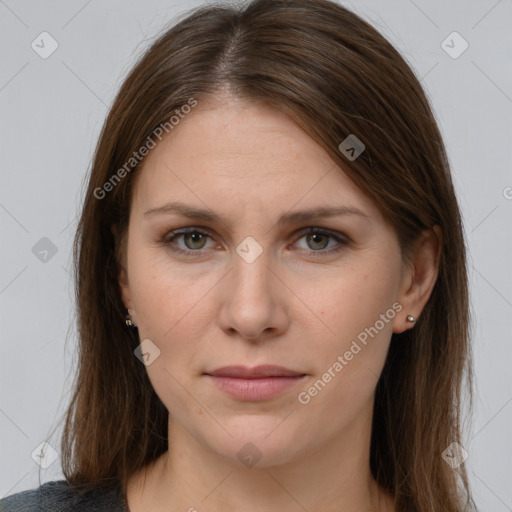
[206,418,307,469]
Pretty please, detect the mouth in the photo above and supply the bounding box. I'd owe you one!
[204,365,307,401]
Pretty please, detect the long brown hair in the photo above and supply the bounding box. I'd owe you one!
[55,0,476,510]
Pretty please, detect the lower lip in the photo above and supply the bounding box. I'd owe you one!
[206,375,305,401]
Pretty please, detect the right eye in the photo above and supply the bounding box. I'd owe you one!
[162,228,216,256]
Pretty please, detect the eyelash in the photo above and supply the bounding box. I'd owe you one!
[161,227,350,258]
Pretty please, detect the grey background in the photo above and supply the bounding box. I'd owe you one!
[1,0,511,510]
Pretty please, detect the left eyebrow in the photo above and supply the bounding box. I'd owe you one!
[143,201,369,226]
[276,205,369,227]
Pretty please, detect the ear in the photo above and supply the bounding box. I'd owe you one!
[393,225,442,334]
[111,224,137,323]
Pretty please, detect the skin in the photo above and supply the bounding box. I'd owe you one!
[117,94,441,512]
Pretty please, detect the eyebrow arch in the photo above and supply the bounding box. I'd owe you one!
[143,201,369,226]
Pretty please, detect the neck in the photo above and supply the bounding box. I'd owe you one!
[126,399,394,512]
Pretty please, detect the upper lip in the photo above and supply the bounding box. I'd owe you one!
[205,365,305,378]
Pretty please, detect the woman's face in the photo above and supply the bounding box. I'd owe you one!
[118,96,412,467]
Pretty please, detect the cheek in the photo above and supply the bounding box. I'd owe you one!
[129,261,208,415]
[128,246,213,334]
[125,254,208,385]
[309,258,401,346]
[301,256,400,407]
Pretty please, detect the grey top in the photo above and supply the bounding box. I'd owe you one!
[0,480,129,512]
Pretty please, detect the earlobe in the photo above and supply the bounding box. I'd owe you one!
[393,225,442,334]
[111,223,135,317]
[118,266,131,305]
[118,259,138,327]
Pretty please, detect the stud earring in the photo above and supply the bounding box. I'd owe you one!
[125,311,137,328]
[407,315,416,323]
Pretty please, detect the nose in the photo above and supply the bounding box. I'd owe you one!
[217,248,290,343]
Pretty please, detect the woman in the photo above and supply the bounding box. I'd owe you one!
[0,0,476,510]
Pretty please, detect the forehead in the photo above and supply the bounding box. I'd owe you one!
[130,97,380,222]
[148,97,330,171]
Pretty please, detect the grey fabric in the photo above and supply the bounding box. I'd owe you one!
[0,480,128,512]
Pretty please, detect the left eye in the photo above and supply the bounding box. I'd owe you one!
[162,227,348,256]
[295,230,341,251]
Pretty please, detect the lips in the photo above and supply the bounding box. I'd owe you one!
[204,365,307,401]
[205,365,305,379]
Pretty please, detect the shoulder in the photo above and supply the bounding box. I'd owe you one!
[0,479,128,511]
